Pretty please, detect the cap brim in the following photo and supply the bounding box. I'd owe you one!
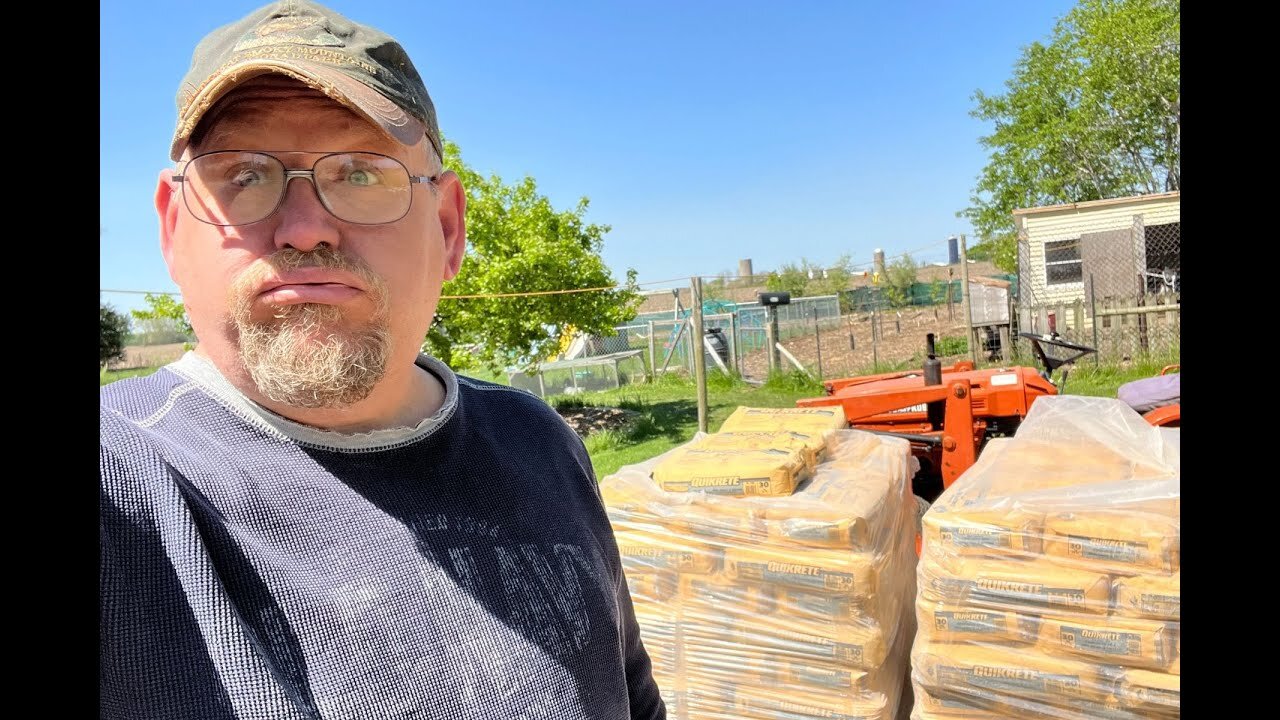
[170,60,427,160]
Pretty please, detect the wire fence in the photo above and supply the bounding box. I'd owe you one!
[1015,216,1180,364]
[563,221,1179,391]
[106,220,1179,385]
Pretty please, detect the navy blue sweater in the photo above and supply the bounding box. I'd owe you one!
[100,353,665,720]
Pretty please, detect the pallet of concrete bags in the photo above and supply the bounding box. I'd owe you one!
[601,413,922,720]
[910,395,1180,719]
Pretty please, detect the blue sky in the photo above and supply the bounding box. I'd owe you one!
[101,0,1078,318]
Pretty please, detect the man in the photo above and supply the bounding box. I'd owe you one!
[99,2,665,718]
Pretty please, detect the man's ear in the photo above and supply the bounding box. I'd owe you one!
[156,169,182,278]
[434,171,467,280]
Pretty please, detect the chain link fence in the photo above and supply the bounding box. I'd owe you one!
[1015,216,1180,364]
[536,213,1179,398]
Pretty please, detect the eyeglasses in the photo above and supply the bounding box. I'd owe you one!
[173,150,438,226]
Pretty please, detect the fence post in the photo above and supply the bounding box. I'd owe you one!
[1088,275,1100,365]
[813,308,824,381]
[1136,277,1150,355]
[766,306,781,373]
[691,277,709,434]
[959,235,977,364]
[647,321,656,380]
[729,311,739,374]
[871,302,880,371]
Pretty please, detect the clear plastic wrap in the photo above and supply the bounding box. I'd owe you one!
[602,413,920,720]
[909,396,1180,719]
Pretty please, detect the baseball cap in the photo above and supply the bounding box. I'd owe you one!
[169,0,441,161]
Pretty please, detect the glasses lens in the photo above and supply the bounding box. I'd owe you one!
[314,153,414,224]
[183,152,285,226]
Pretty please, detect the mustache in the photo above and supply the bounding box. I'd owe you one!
[231,246,389,318]
[262,245,371,276]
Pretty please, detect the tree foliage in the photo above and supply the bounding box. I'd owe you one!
[101,303,131,365]
[427,140,641,372]
[765,256,856,302]
[962,0,1179,273]
[882,255,920,308]
[131,293,193,345]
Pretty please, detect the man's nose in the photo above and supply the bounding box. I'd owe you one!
[272,175,341,252]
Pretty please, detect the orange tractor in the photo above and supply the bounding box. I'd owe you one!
[795,332,1178,503]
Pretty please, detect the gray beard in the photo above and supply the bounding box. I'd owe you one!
[236,302,392,409]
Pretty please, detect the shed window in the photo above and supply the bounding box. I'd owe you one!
[1045,239,1082,285]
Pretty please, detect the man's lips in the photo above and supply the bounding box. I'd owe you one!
[256,270,366,306]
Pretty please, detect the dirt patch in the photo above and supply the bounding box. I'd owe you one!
[740,308,983,380]
[109,343,189,370]
[557,406,643,437]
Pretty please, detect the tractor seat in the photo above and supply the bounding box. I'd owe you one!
[1117,372,1180,414]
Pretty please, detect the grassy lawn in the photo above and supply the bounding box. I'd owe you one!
[1052,356,1179,397]
[101,367,161,386]
[100,355,1176,480]
[555,371,828,480]
[555,357,1179,480]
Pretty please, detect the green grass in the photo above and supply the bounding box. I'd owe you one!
[99,356,1176,478]
[1053,355,1179,397]
[556,357,1178,480]
[101,366,161,386]
[546,370,830,479]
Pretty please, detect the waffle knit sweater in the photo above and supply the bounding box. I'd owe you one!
[100,352,665,720]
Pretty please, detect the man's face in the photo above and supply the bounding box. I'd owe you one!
[156,79,464,408]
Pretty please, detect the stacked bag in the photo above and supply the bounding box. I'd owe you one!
[910,395,1180,719]
[602,406,921,720]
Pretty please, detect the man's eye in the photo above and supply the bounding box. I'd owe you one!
[347,168,381,187]
[230,168,268,188]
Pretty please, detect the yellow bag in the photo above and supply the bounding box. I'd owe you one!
[718,405,847,433]
[613,528,720,575]
[686,682,891,720]
[669,496,762,542]
[691,429,831,472]
[916,599,1039,644]
[920,555,1111,615]
[922,507,1045,558]
[625,570,678,604]
[1035,614,1176,670]
[683,614,886,670]
[723,544,878,597]
[1042,510,1179,573]
[652,446,808,496]
[1114,668,1179,716]
[913,687,1008,718]
[683,645,879,693]
[677,575,776,616]
[913,641,1112,704]
[1112,571,1180,621]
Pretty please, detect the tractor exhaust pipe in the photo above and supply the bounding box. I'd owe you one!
[924,333,943,386]
[924,333,946,431]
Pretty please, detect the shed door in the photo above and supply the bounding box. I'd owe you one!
[1081,228,1140,299]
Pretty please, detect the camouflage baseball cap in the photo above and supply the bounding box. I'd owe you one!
[170,0,441,161]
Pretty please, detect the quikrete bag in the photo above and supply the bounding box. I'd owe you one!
[652,446,809,497]
[1112,571,1180,621]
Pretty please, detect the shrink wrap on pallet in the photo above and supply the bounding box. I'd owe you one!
[602,416,920,720]
[910,396,1180,719]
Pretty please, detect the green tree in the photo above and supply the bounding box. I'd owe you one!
[764,262,810,299]
[961,0,1179,273]
[101,303,130,365]
[131,293,193,345]
[807,255,855,302]
[428,140,641,372]
[882,255,919,308]
[929,278,949,306]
